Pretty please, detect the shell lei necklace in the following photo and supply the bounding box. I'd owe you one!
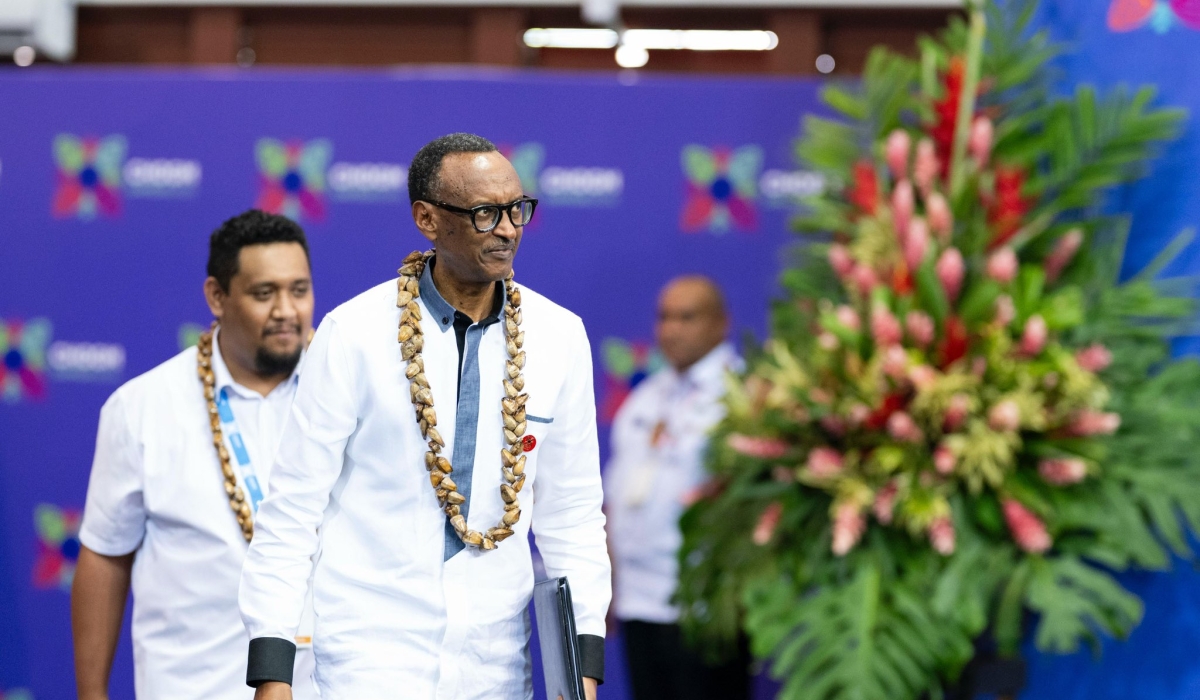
[196,322,255,543]
[397,250,528,551]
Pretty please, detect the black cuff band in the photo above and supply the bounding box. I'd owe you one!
[578,634,605,685]
[246,637,297,688]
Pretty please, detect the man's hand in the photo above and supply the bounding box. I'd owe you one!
[253,682,293,700]
[72,546,134,700]
[558,677,599,700]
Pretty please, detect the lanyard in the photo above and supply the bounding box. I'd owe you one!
[214,387,265,513]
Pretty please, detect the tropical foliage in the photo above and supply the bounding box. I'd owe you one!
[676,2,1200,698]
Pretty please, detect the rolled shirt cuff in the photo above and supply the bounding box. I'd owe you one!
[247,636,297,688]
[578,633,605,685]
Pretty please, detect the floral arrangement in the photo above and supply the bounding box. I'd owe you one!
[676,2,1200,698]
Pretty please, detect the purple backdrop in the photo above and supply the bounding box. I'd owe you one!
[0,67,822,700]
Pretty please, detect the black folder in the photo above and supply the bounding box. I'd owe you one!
[533,577,585,700]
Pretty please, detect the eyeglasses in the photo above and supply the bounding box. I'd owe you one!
[425,197,539,233]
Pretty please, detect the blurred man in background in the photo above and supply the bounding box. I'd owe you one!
[604,275,750,700]
[71,210,318,700]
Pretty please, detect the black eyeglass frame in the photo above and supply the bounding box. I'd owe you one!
[424,196,539,233]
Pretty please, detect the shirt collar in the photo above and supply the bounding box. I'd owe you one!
[210,326,302,400]
[671,341,738,388]
[418,256,506,332]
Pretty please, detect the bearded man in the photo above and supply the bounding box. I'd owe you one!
[73,210,319,700]
[240,133,610,700]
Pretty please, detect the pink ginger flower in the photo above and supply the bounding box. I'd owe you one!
[852,264,880,295]
[832,502,866,556]
[914,138,940,195]
[873,481,899,524]
[933,444,956,474]
[871,306,903,346]
[892,180,915,244]
[986,247,1019,284]
[883,345,908,380]
[988,399,1021,432]
[829,243,855,278]
[727,433,789,459]
[819,414,847,436]
[1045,228,1083,282]
[752,501,784,545]
[835,304,861,332]
[995,294,1016,327]
[1039,458,1088,485]
[1067,410,1121,436]
[929,516,956,555]
[806,447,845,478]
[885,129,912,179]
[969,116,994,164]
[945,393,971,431]
[847,402,871,427]
[888,411,924,443]
[1020,315,1048,356]
[905,310,935,347]
[1003,499,1052,554]
[926,191,953,243]
[908,364,938,391]
[1076,343,1113,372]
[936,248,965,303]
[905,218,930,271]
[971,356,988,378]
[818,332,839,351]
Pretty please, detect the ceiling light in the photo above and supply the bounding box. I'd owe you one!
[624,29,778,51]
[615,44,649,69]
[13,46,35,67]
[525,28,778,52]
[524,28,618,50]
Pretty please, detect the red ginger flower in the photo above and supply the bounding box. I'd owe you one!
[848,160,879,215]
[1003,499,1052,554]
[988,166,1032,250]
[930,57,967,175]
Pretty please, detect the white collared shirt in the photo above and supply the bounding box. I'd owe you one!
[603,343,740,623]
[80,330,316,700]
[238,277,611,700]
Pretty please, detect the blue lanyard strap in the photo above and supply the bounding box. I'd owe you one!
[215,387,265,513]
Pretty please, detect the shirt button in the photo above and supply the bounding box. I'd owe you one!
[442,317,449,324]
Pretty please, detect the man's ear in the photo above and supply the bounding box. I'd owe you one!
[203,277,226,321]
[412,201,438,245]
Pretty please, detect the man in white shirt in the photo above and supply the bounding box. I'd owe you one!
[72,210,319,700]
[241,133,610,700]
[604,276,750,700]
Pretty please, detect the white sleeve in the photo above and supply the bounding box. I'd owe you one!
[239,316,359,642]
[79,390,146,557]
[530,318,612,638]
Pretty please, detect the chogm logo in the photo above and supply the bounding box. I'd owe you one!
[681,145,762,233]
[599,337,664,425]
[53,134,126,220]
[760,168,825,208]
[328,161,407,203]
[33,503,81,591]
[505,143,623,207]
[48,340,126,382]
[256,138,332,222]
[52,135,202,218]
[0,318,50,402]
